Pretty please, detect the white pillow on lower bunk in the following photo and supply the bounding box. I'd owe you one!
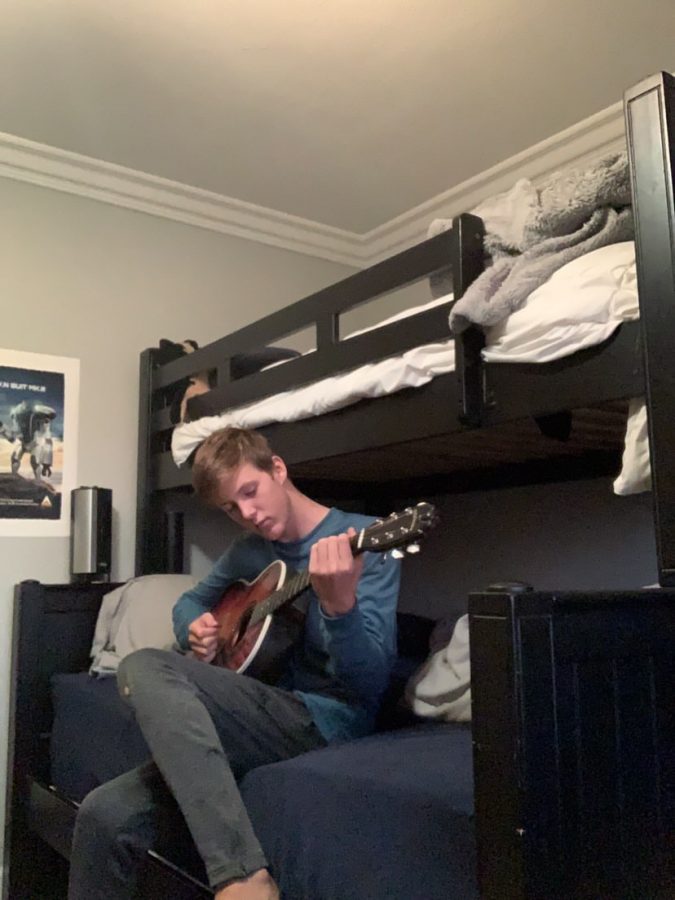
[344,293,453,340]
[484,241,637,363]
[613,398,651,495]
[404,614,472,723]
[90,574,197,675]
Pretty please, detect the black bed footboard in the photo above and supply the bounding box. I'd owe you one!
[7,581,117,898]
[7,580,212,899]
[470,586,675,900]
[9,580,118,787]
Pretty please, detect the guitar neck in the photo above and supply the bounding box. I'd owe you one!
[247,504,438,627]
[250,533,365,627]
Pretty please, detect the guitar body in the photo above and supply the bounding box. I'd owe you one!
[211,560,305,683]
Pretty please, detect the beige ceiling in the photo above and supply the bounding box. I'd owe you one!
[2,0,675,232]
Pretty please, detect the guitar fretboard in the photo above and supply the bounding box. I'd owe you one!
[249,569,312,627]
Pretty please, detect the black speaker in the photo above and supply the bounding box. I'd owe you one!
[70,486,112,583]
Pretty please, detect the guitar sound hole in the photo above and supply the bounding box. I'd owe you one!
[235,609,253,644]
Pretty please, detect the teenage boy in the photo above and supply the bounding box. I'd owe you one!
[69,426,400,900]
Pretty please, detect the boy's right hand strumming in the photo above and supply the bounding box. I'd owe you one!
[188,611,219,663]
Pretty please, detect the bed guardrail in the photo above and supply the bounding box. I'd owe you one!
[156,213,483,417]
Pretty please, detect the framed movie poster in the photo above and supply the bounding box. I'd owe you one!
[0,348,79,537]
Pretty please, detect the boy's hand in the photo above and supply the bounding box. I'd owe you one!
[309,528,364,617]
[188,611,219,663]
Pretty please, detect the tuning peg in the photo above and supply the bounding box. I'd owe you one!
[390,548,405,559]
[406,543,421,554]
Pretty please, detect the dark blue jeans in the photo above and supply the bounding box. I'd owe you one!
[68,649,326,899]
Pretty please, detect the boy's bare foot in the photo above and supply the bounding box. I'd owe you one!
[214,868,280,899]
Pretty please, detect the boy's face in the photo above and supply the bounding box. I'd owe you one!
[214,456,292,541]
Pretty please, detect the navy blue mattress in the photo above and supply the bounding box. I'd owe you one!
[50,673,151,802]
[50,671,477,899]
[241,722,477,900]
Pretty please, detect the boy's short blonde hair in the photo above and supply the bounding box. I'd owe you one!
[192,427,275,505]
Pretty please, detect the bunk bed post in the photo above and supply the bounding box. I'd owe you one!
[451,213,486,427]
[166,508,185,573]
[135,348,190,576]
[137,348,185,575]
[625,71,675,585]
[136,348,155,575]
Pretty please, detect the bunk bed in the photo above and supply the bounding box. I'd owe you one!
[135,195,646,577]
[8,72,675,899]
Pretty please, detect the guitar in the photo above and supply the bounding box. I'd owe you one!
[210,502,438,682]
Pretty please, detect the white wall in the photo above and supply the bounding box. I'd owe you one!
[398,477,658,620]
[185,477,659,622]
[0,176,356,883]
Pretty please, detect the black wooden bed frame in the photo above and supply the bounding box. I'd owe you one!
[7,72,675,899]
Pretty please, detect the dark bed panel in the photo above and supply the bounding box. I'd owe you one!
[286,403,630,483]
[481,321,642,424]
[625,71,675,584]
[7,581,122,900]
[22,780,212,900]
[154,399,629,496]
[150,336,641,494]
[470,587,675,899]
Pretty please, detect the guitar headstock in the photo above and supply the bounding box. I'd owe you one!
[354,502,439,556]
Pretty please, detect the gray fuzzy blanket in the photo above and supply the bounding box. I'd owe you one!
[435,152,634,333]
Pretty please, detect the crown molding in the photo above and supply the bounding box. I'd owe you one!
[0,96,626,271]
[0,132,369,268]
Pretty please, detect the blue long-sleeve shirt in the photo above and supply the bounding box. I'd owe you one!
[173,508,401,743]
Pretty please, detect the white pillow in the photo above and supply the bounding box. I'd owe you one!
[404,614,472,722]
[484,241,637,363]
[261,294,455,367]
[344,293,453,340]
[90,574,197,675]
[614,398,651,495]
